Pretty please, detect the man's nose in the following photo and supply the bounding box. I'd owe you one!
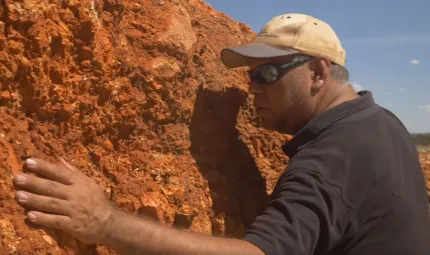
[248,81,264,95]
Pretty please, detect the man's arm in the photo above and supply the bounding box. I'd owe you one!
[102,208,264,255]
[13,158,264,255]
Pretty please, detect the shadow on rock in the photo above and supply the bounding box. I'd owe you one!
[190,85,268,238]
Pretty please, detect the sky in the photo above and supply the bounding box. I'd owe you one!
[205,0,430,133]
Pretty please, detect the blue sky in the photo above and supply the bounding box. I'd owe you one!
[205,0,430,133]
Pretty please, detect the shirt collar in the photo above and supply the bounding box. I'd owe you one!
[282,91,375,158]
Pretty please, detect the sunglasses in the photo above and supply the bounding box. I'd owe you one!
[248,55,313,84]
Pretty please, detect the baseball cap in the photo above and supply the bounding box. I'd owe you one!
[221,13,346,68]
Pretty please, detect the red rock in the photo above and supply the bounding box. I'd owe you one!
[7,40,24,54]
[79,46,94,61]
[1,90,11,102]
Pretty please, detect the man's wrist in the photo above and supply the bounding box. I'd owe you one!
[96,205,162,254]
[98,203,118,245]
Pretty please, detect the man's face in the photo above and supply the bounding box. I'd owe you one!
[248,55,314,134]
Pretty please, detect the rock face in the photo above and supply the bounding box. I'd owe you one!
[0,1,428,254]
[0,0,291,254]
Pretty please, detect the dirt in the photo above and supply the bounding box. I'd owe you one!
[0,0,291,254]
[0,1,428,254]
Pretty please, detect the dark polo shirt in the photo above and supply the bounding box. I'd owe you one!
[243,91,430,255]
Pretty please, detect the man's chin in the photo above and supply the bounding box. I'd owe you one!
[260,119,280,131]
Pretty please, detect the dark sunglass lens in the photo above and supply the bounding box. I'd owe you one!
[260,65,279,83]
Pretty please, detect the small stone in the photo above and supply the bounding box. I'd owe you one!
[160,186,173,196]
[105,187,111,194]
[104,138,114,150]
[152,58,181,79]
[151,0,164,5]
[139,194,161,221]
[8,40,24,54]
[173,211,194,229]
[42,234,55,245]
[152,82,163,90]
[79,46,94,61]
[1,90,11,103]
[132,3,144,12]
[80,60,92,71]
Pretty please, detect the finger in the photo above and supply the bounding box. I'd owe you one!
[25,158,75,185]
[16,191,72,216]
[26,211,72,231]
[14,174,71,200]
[59,157,79,173]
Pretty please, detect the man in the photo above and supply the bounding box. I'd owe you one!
[13,13,430,255]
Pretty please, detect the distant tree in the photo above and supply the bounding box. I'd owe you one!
[410,133,430,145]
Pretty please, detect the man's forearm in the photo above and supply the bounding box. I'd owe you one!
[100,208,264,255]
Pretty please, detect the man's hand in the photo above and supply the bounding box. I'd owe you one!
[14,158,114,244]
[14,158,265,255]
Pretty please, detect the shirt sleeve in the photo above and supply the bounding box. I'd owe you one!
[242,168,354,255]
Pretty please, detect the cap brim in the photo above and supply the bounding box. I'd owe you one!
[221,44,298,68]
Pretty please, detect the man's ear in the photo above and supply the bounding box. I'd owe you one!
[310,57,331,90]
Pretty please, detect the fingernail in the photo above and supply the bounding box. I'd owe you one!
[28,212,37,221]
[14,174,27,183]
[16,191,29,201]
[26,158,37,168]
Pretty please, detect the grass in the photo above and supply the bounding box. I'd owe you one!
[417,145,430,153]
[410,133,430,153]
